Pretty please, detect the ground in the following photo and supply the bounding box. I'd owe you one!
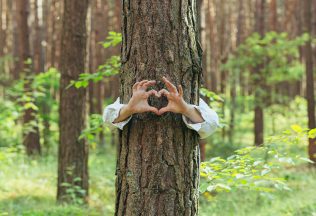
[1,147,315,216]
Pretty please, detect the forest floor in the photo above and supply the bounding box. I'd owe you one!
[0,146,316,216]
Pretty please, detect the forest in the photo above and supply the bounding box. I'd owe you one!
[0,0,316,215]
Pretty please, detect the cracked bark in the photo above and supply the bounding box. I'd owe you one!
[116,0,202,215]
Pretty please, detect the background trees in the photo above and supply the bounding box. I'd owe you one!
[57,0,89,203]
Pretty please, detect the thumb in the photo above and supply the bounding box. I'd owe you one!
[158,106,170,115]
[148,106,159,115]
[146,89,159,98]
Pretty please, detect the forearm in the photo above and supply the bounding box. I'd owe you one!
[113,104,133,123]
[182,104,204,123]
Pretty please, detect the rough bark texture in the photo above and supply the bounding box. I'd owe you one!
[303,0,316,163]
[57,0,89,202]
[116,0,202,215]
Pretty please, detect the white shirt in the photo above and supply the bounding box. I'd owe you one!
[103,97,219,139]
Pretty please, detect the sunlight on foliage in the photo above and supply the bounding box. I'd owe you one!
[201,125,314,199]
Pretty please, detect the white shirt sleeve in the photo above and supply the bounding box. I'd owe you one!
[102,97,132,130]
[103,97,220,138]
[182,98,219,139]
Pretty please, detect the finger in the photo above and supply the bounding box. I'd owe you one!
[158,106,170,115]
[148,106,159,115]
[132,82,140,92]
[158,89,170,98]
[142,80,156,89]
[137,80,149,90]
[162,76,177,93]
[146,89,159,97]
[178,85,184,97]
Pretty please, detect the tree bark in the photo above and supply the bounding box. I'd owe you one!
[254,0,265,146]
[16,0,41,155]
[57,0,89,203]
[0,0,3,58]
[33,0,44,74]
[208,0,218,92]
[116,0,202,215]
[269,0,278,31]
[303,0,316,163]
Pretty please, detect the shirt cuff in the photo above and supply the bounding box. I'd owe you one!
[103,98,132,130]
[182,99,220,139]
[182,105,205,132]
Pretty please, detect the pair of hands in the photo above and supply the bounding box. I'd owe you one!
[114,77,204,124]
[126,77,188,116]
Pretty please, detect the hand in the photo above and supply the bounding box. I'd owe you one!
[157,77,188,115]
[157,77,204,123]
[126,80,159,115]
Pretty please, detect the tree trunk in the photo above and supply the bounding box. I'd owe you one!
[229,0,244,144]
[0,0,3,59]
[116,0,202,215]
[269,0,278,31]
[303,0,316,163]
[208,0,218,92]
[57,0,89,203]
[33,0,44,74]
[16,0,41,155]
[254,0,265,146]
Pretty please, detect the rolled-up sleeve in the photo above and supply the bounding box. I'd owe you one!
[102,97,132,130]
[182,98,219,139]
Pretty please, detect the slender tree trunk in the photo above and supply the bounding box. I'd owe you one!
[116,1,202,215]
[269,0,278,31]
[254,0,265,146]
[16,0,41,155]
[303,0,316,163]
[208,0,218,92]
[33,0,43,74]
[229,0,244,143]
[0,0,3,59]
[57,0,89,203]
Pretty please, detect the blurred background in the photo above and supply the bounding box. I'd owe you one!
[0,0,316,215]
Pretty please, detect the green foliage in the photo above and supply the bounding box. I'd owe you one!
[0,100,21,147]
[69,32,122,89]
[70,55,120,89]
[1,145,316,216]
[0,68,60,149]
[200,145,290,196]
[201,125,314,199]
[79,114,110,149]
[61,178,86,205]
[101,31,122,48]
[223,32,307,85]
[200,88,224,103]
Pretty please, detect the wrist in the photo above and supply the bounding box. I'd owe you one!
[182,103,194,117]
[121,104,134,116]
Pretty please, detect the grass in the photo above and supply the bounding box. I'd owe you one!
[0,146,316,216]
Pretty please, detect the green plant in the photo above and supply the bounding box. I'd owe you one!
[60,178,86,205]
[69,32,122,89]
[200,125,314,199]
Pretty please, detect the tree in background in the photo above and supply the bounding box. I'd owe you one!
[57,0,89,203]
[253,0,266,146]
[303,0,316,163]
[16,0,41,155]
[115,0,202,215]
